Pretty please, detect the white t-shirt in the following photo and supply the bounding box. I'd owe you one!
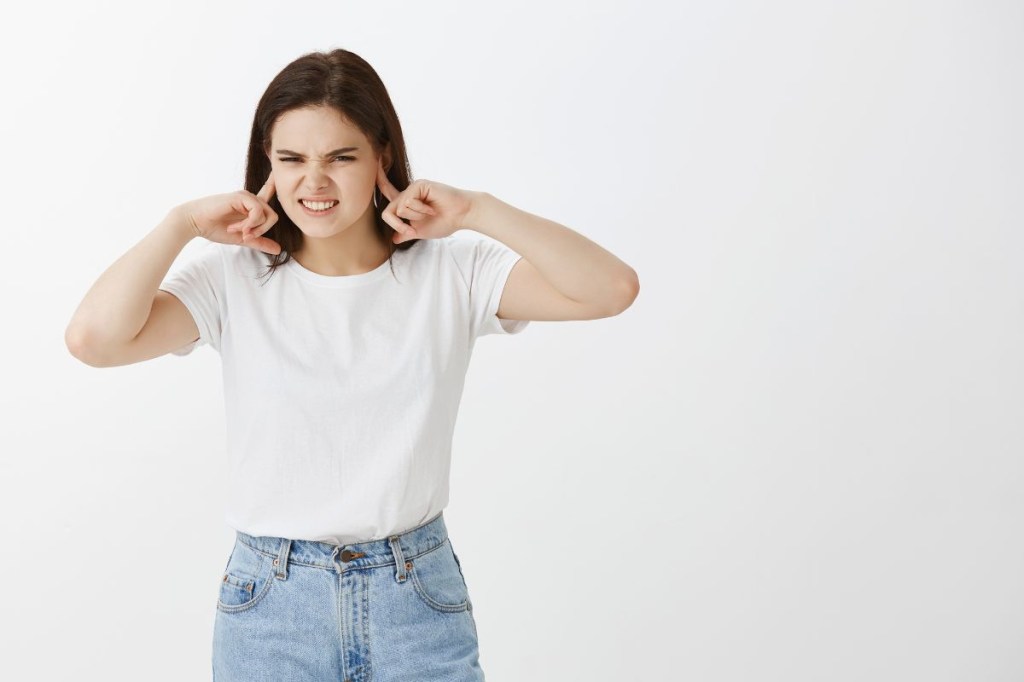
[158,234,528,545]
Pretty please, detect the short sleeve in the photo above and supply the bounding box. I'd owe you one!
[443,235,530,338]
[158,241,226,355]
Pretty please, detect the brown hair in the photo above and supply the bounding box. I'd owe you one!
[243,48,420,283]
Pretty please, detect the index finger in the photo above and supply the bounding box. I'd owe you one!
[257,170,276,204]
[377,162,400,202]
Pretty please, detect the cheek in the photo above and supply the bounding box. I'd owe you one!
[336,176,375,200]
[269,166,294,190]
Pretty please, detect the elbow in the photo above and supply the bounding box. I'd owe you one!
[609,270,639,316]
[65,324,86,360]
[65,326,105,368]
[626,270,639,302]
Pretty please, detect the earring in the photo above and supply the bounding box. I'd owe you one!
[372,187,379,209]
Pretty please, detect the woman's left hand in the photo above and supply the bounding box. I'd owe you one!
[376,161,477,243]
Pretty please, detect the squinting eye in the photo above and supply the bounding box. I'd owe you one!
[278,156,356,163]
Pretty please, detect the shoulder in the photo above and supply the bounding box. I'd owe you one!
[217,242,279,279]
[180,240,232,268]
[397,236,447,270]
[440,233,520,276]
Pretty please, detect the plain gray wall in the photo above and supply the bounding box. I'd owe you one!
[3,1,1022,680]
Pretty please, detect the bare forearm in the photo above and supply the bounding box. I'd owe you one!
[461,192,638,306]
[66,207,196,350]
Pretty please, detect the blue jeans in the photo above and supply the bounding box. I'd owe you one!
[212,510,485,681]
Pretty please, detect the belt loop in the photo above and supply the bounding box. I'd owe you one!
[388,535,408,583]
[273,539,292,580]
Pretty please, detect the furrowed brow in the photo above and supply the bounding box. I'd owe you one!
[275,147,359,157]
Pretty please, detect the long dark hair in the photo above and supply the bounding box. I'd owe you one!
[243,48,420,282]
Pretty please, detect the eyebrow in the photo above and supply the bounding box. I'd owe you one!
[274,147,359,157]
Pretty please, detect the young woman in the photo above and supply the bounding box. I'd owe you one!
[66,48,638,681]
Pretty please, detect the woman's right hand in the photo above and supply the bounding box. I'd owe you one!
[178,172,282,255]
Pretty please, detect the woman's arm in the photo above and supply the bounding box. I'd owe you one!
[65,207,196,362]
[460,192,639,317]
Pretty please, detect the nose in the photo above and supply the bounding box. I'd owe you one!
[303,164,330,189]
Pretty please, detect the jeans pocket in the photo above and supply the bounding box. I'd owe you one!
[217,539,275,613]
[407,539,471,613]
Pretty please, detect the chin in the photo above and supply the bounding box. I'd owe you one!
[295,221,353,237]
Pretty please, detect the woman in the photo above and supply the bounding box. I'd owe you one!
[65,48,639,681]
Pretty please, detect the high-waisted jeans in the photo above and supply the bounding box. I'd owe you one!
[212,510,485,681]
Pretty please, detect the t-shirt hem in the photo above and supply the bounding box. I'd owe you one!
[488,252,529,335]
[158,283,211,355]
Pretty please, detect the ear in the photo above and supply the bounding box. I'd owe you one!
[380,145,393,174]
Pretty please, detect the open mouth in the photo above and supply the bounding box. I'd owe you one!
[299,199,339,216]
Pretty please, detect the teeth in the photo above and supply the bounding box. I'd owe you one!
[301,199,338,211]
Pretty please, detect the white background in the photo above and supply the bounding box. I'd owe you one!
[2,1,1022,680]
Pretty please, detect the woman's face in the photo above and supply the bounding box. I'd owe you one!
[266,106,383,238]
